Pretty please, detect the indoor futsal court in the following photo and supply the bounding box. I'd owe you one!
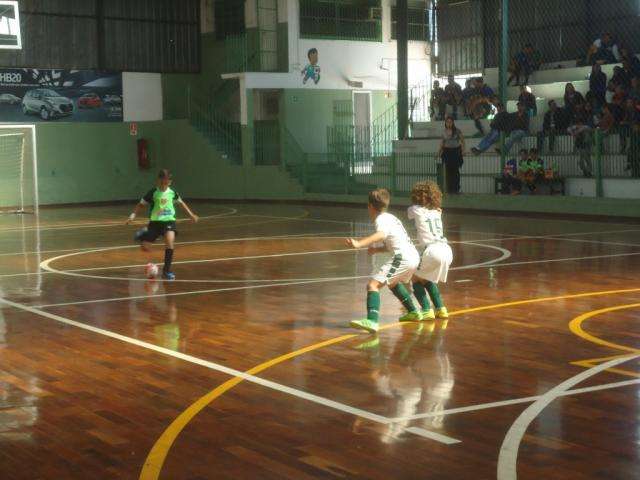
[1,204,640,479]
[2,0,640,479]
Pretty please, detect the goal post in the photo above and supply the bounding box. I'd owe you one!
[0,124,38,215]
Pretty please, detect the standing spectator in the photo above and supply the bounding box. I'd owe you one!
[461,78,475,117]
[471,102,509,154]
[620,47,640,78]
[589,63,608,108]
[537,100,569,153]
[586,33,621,65]
[518,85,537,117]
[444,75,463,120]
[568,118,593,177]
[497,101,530,155]
[438,116,466,194]
[508,44,540,86]
[564,83,585,118]
[430,80,446,121]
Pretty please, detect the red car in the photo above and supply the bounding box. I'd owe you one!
[77,93,102,108]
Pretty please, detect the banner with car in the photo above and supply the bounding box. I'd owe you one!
[0,68,122,122]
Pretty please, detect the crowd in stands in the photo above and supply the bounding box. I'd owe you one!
[430,32,640,184]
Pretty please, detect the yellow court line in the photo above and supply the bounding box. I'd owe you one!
[569,303,640,378]
[139,287,640,480]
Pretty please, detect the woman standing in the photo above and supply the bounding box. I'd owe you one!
[439,116,466,194]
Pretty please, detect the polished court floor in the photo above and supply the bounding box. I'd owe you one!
[1,202,639,479]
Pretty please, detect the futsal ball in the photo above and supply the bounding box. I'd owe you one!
[145,263,159,279]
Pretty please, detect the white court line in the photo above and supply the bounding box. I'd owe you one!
[497,354,640,480]
[0,230,351,258]
[0,296,460,445]
[393,378,640,422]
[0,208,239,233]
[34,250,640,309]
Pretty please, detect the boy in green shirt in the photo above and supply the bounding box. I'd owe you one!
[126,169,199,280]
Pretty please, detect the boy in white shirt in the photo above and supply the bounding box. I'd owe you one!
[408,181,453,320]
[346,189,422,333]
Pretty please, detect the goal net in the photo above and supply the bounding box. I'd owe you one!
[0,125,38,214]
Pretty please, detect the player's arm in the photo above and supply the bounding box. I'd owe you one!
[346,231,385,249]
[178,199,199,222]
[125,201,145,225]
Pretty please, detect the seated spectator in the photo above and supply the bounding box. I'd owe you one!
[471,102,509,154]
[537,100,569,152]
[587,33,622,65]
[518,85,537,117]
[499,150,524,195]
[628,77,640,103]
[611,84,628,120]
[612,65,631,90]
[568,118,594,177]
[520,148,544,193]
[564,83,585,117]
[508,44,540,86]
[468,78,495,135]
[583,101,598,127]
[619,98,639,153]
[430,80,446,121]
[461,78,475,116]
[589,63,608,108]
[498,101,530,155]
[444,75,463,120]
[598,103,616,134]
[620,47,640,78]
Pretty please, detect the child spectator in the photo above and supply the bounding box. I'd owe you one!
[568,118,594,177]
[500,150,524,195]
[518,85,537,117]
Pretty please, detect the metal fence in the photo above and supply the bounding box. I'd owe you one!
[299,0,382,42]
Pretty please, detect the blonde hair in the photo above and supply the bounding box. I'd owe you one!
[411,181,442,210]
[368,188,390,212]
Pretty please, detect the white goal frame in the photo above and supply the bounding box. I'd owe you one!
[0,123,39,215]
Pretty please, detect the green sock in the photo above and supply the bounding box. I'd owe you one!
[412,281,431,310]
[426,281,444,309]
[366,291,380,322]
[390,284,418,312]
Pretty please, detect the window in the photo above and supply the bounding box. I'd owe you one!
[391,4,429,42]
[214,0,245,40]
[300,0,382,42]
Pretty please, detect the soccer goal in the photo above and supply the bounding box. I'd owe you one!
[0,124,38,215]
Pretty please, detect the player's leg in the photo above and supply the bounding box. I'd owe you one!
[391,277,422,322]
[350,278,385,333]
[162,230,176,279]
[411,274,435,319]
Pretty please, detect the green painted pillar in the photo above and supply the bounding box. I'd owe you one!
[397,0,409,140]
[499,0,509,169]
[595,129,604,198]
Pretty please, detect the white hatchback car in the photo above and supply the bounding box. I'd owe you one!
[22,89,74,120]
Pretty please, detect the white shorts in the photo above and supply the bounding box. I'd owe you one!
[415,243,453,283]
[372,252,420,285]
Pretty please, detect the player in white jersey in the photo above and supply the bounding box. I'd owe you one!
[408,181,453,320]
[345,189,422,333]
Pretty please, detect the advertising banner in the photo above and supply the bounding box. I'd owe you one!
[0,69,123,122]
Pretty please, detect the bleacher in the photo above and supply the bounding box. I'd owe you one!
[393,60,639,197]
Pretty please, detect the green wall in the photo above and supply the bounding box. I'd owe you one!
[34,120,302,205]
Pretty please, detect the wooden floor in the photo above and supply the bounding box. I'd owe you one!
[1,202,640,479]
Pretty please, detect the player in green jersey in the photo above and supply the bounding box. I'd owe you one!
[126,169,199,280]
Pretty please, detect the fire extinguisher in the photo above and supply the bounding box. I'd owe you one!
[137,138,150,169]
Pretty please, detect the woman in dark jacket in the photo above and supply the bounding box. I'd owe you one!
[563,83,585,120]
[589,63,608,108]
[439,116,466,194]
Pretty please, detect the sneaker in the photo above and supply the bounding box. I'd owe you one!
[471,147,480,154]
[399,311,423,322]
[435,307,449,319]
[162,271,176,281]
[134,227,148,242]
[350,319,379,333]
[421,309,436,320]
